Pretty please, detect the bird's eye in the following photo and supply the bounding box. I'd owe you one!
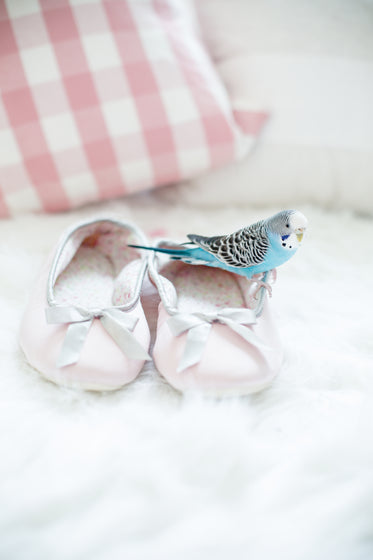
[286,224,290,228]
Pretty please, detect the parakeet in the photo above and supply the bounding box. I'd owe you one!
[129,210,307,279]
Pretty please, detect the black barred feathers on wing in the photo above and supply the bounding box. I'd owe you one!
[187,220,269,268]
[240,221,270,265]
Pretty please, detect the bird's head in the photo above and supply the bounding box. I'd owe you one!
[267,210,308,249]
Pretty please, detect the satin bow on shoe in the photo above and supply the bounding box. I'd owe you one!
[46,305,151,368]
[167,307,269,372]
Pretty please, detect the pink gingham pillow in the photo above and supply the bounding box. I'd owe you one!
[0,0,267,217]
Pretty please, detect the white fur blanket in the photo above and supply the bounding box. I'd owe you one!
[0,196,372,560]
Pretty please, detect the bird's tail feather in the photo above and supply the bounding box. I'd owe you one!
[128,243,192,257]
[128,243,213,266]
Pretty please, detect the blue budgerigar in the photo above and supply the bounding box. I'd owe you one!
[129,210,307,279]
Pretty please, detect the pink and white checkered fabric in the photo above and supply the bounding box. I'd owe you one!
[0,0,267,217]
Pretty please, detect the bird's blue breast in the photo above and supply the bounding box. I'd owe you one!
[263,231,298,270]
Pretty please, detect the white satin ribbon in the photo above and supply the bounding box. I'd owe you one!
[167,308,269,372]
[45,305,150,368]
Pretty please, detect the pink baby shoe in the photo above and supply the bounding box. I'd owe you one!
[20,218,151,391]
[147,242,284,396]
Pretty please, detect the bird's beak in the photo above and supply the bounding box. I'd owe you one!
[296,229,305,243]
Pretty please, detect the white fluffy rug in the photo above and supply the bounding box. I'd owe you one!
[0,194,372,560]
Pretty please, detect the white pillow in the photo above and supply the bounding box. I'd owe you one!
[171,0,373,214]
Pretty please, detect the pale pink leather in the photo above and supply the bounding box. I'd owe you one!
[151,260,283,395]
[20,221,150,391]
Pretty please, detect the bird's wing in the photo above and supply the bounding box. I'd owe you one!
[187,222,269,268]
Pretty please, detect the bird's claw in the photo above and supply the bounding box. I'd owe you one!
[250,278,273,299]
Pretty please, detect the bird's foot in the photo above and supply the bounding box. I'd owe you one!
[250,275,273,298]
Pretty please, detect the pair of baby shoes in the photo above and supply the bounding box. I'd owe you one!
[20,217,283,395]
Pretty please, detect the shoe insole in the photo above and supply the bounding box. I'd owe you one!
[54,246,114,309]
[53,230,140,309]
[161,262,244,314]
